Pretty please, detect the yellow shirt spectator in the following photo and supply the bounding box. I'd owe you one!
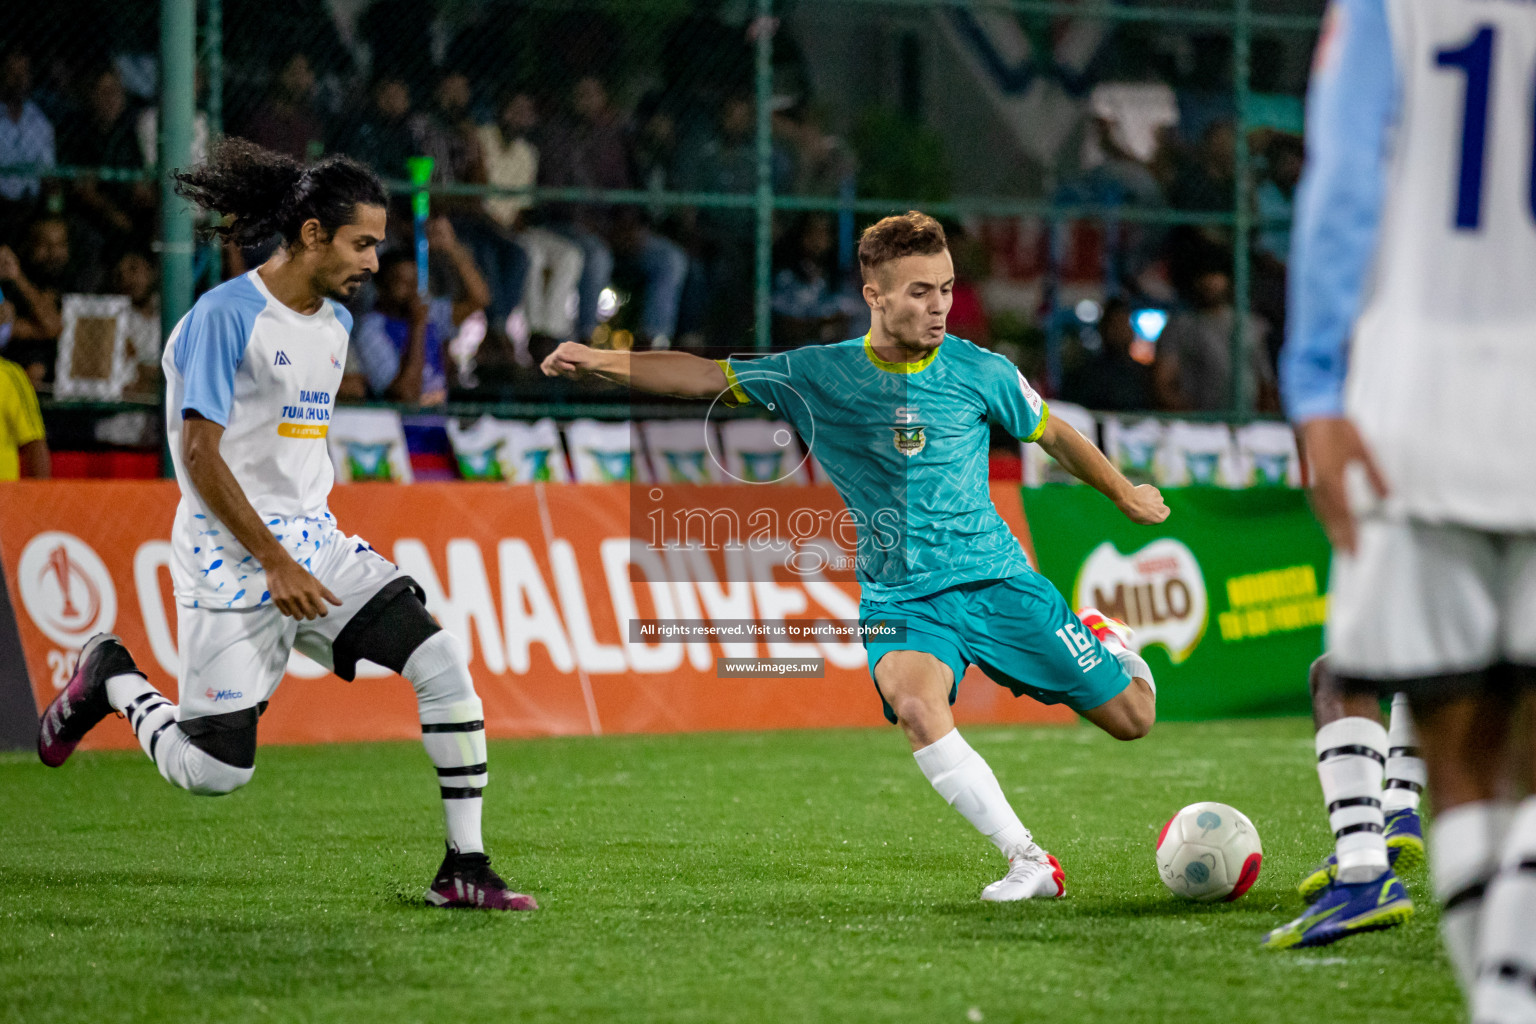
[0,355,48,480]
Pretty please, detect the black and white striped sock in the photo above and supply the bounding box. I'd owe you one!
[1474,797,1536,1019]
[406,633,488,855]
[108,674,179,765]
[1316,716,1389,884]
[1432,801,1511,993]
[1382,693,1426,815]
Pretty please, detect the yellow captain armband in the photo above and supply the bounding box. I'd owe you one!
[1022,402,1050,444]
[714,359,752,407]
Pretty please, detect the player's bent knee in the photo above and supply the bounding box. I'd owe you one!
[1085,681,1155,741]
[1103,711,1152,742]
[184,753,254,796]
[331,577,441,681]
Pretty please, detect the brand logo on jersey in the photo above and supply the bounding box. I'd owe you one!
[1073,538,1208,664]
[330,354,342,370]
[1015,370,1043,417]
[17,532,119,648]
[204,688,244,702]
[274,351,292,366]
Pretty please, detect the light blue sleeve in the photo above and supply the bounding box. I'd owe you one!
[352,312,401,397]
[174,280,261,425]
[326,298,354,334]
[978,350,1049,443]
[1281,0,1397,423]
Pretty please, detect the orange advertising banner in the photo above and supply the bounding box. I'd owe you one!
[0,481,1070,752]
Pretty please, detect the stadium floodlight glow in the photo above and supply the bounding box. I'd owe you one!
[1132,308,1169,343]
[1074,299,1101,324]
[597,287,621,322]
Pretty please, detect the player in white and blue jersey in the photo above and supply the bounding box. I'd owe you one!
[1274,1,1536,1010]
[37,139,536,912]
[542,211,1169,901]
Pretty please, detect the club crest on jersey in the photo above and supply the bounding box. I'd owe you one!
[892,406,926,456]
[892,425,926,456]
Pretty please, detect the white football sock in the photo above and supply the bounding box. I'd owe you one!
[1382,692,1426,814]
[109,674,253,795]
[914,729,1037,861]
[407,632,488,855]
[1431,801,1513,993]
[1316,716,1389,883]
[1473,797,1536,1022]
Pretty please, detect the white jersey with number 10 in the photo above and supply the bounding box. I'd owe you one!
[1283,0,1536,530]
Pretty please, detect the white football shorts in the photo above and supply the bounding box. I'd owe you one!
[176,529,405,722]
[1327,518,1536,682]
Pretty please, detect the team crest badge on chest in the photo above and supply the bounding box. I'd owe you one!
[892,425,926,456]
[892,406,926,457]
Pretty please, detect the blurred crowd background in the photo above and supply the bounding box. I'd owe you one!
[0,0,1323,477]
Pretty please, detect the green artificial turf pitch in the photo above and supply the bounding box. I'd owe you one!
[0,719,1461,1023]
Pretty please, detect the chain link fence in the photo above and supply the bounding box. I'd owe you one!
[0,0,1322,432]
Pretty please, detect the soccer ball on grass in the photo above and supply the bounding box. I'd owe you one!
[1155,801,1263,903]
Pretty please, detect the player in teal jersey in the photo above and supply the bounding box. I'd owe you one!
[543,211,1168,900]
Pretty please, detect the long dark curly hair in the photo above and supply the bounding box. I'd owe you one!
[172,137,387,249]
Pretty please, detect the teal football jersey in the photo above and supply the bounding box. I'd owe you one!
[720,334,1049,600]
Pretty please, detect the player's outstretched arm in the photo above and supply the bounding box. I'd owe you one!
[182,413,342,620]
[1035,414,1168,525]
[540,341,730,400]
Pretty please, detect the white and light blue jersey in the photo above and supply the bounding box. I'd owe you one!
[161,271,352,608]
[1283,0,1536,529]
[720,335,1046,601]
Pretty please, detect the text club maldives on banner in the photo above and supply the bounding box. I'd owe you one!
[0,481,1068,751]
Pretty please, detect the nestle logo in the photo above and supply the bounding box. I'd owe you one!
[204,688,244,701]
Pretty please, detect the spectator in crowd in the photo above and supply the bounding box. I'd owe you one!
[418,71,529,346]
[477,90,584,360]
[538,76,623,343]
[675,93,774,343]
[0,222,70,386]
[1062,297,1154,412]
[771,212,862,346]
[1170,119,1236,213]
[357,0,438,96]
[333,75,418,182]
[1255,132,1303,267]
[0,350,49,479]
[245,53,326,162]
[772,100,856,198]
[1057,114,1168,296]
[946,226,990,346]
[136,69,210,168]
[1253,132,1303,366]
[1153,263,1275,413]
[415,72,480,187]
[110,250,161,393]
[0,50,54,239]
[62,67,155,257]
[542,76,687,349]
[350,218,489,407]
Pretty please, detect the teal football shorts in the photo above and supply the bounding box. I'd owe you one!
[859,572,1131,724]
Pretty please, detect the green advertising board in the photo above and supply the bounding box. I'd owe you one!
[1023,486,1331,720]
